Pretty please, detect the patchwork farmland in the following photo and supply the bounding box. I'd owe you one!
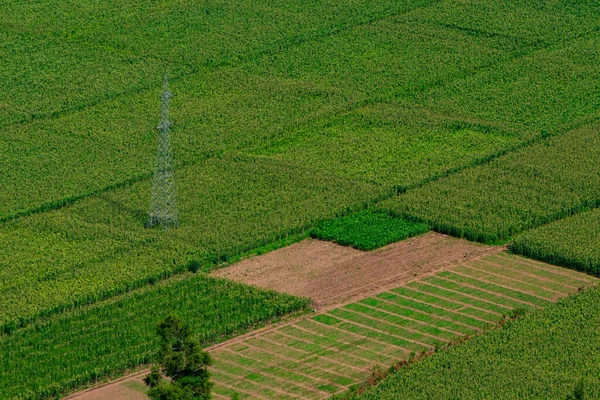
[2,0,600,399]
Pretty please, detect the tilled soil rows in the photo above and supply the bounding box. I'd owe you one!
[212,233,503,310]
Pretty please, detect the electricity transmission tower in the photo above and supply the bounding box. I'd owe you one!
[147,76,179,229]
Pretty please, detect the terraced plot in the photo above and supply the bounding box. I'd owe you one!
[207,252,597,399]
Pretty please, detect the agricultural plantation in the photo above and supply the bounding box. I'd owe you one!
[2,0,600,399]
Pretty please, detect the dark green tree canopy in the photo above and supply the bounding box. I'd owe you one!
[145,314,213,400]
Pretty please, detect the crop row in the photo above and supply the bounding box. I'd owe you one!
[512,208,600,276]
[350,285,600,399]
[380,121,600,244]
[0,271,310,399]
[0,155,382,332]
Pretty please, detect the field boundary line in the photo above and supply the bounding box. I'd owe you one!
[4,1,445,132]
[343,306,454,343]
[233,340,357,389]
[292,322,398,362]
[328,311,435,349]
[355,301,468,336]
[308,319,412,355]
[279,325,384,365]
[271,329,374,368]
[243,340,359,382]
[402,283,506,316]
[220,346,346,395]
[9,15,599,227]
[476,258,582,289]
[256,334,366,374]
[211,368,297,400]
[206,313,314,352]
[495,254,599,284]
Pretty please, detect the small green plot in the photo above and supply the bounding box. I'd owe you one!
[389,287,463,310]
[329,308,435,345]
[458,307,500,324]
[295,364,355,387]
[212,385,249,399]
[310,209,429,251]
[298,319,402,359]
[467,260,571,295]
[318,383,341,394]
[364,297,474,335]
[282,326,379,361]
[454,266,559,300]
[212,359,250,378]
[485,254,592,287]
[347,302,458,342]
[313,314,342,326]
[230,343,250,352]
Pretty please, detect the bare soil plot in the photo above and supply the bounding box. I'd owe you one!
[212,233,502,310]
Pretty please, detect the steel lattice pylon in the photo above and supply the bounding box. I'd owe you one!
[147,76,179,229]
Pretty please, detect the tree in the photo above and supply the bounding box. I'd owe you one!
[145,314,213,400]
[566,377,585,400]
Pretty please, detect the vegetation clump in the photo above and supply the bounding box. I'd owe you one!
[310,209,429,251]
[145,314,212,400]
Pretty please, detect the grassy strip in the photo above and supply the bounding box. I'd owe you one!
[310,209,429,250]
[512,207,600,276]
[0,274,310,400]
[343,286,600,399]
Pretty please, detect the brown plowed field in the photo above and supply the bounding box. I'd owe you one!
[212,232,503,310]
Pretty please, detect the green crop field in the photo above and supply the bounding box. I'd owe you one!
[310,209,429,251]
[4,0,600,398]
[0,273,310,399]
[380,122,600,244]
[512,208,600,276]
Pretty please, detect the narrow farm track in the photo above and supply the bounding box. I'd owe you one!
[70,246,598,400]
